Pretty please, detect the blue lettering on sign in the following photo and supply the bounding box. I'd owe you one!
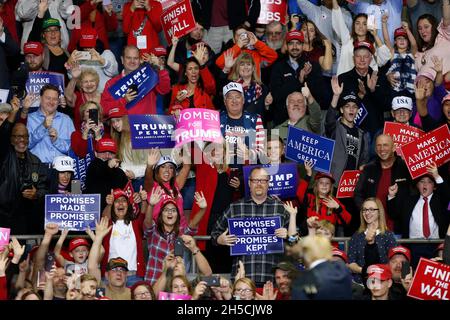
[128,114,176,149]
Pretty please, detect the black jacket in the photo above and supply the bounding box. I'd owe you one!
[0,27,20,90]
[387,181,450,238]
[338,67,391,137]
[0,120,48,234]
[194,0,261,30]
[85,157,128,211]
[270,56,326,126]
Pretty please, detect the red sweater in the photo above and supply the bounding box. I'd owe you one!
[100,69,171,117]
[297,178,351,226]
[0,0,19,44]
[0,276,7,300]
[215,40,278,77]
[67,2,118,52]
[71,130,111,158]
[122,1,162,49]
[101,212,146,278]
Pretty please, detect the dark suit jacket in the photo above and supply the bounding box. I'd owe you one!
[291,260,353,300]
[388,181,450,238]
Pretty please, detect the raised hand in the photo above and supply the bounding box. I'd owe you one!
[283,201,298,216]
[194,191,207,209]
[304,160,314,177]
[301,82,311,100]
[331,76,343,96]
[106,189,114,206]
[367,71,378,92]
[275,227,288,239]
[223,49,237,71]
[45,223,60,236]
[149,186,164,206]
[235,260,245,280]
[95,216,112,239]
[139,185,147,202]
[307,216,319,229]
[426,162,439,179]
[147,148,161,167]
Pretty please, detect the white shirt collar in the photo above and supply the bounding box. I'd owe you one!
[309,259,328,270]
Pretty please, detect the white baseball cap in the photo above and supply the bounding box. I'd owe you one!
[391,96,413,111]
[223,82,244,97]
[52,156,75,172]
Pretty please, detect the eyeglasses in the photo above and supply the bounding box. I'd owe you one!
[163,208,178,214]
[134,291,151,298]
[110,267,127,273]
[249,179,269,185]
[362,208,379,213]
[234,288,252,294]
[11,134,29,140]
[267,31,282,36]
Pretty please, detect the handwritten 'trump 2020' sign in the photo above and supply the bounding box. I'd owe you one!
[408,258,450,300]
[174,109,222,147]
[285,126,335,173]
[160,0,196,45]
[108,63,158,110]
[128,114,176,149]
[228,217,283,256]
[45,194,101,231]
[400,124,450,179]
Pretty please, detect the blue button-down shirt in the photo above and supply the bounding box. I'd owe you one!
[27,108,75,164]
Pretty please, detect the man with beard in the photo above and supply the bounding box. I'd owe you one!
[0,99,47,234]
[387,246,413,300]
[10,41,45,100]
[211,167,290,287]
[101,45,170,116]
[270,30,326,126]
[265,21,285,52]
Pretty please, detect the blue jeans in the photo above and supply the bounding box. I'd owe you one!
[180,177,196,210]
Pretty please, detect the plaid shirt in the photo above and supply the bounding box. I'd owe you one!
[211,197,290,286]
[144,225,197,285]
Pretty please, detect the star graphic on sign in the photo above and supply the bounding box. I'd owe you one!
[245,115,250,119]
[220,124,224,128]
[251,117,255,123]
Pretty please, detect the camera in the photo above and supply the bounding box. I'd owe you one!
[11,86,27,100]
[45,252,56,272]
[200,276,220,287]
[20,182,33,192]
[88,108,99,125]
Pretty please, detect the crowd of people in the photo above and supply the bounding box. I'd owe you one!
[0,0,449,301]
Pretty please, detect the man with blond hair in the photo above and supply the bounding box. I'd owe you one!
[291,235,352,300]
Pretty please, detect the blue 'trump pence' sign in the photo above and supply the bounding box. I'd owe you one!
[227,217,283,256]
[285,126,335,173]
[45,194,101,231]
[128,114,176,149]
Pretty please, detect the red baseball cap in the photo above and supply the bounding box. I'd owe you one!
[315,172,335,184]
[394,27,407,39]
[353,40,375,54]
[332,248,349,263]
[286,31,304,43]
[113,189,128,201]
[95,138,117,153]
[367,264,392,281]
[24,41,44,56]
[436,243,444,252]
[388,246,411,262]
[79,27,98,48]
[150,46,167,57]
[106,105,128,120]
[68,238,90,252]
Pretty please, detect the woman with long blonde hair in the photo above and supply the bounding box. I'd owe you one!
[107,105,147,191]
[347,197,397,284]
